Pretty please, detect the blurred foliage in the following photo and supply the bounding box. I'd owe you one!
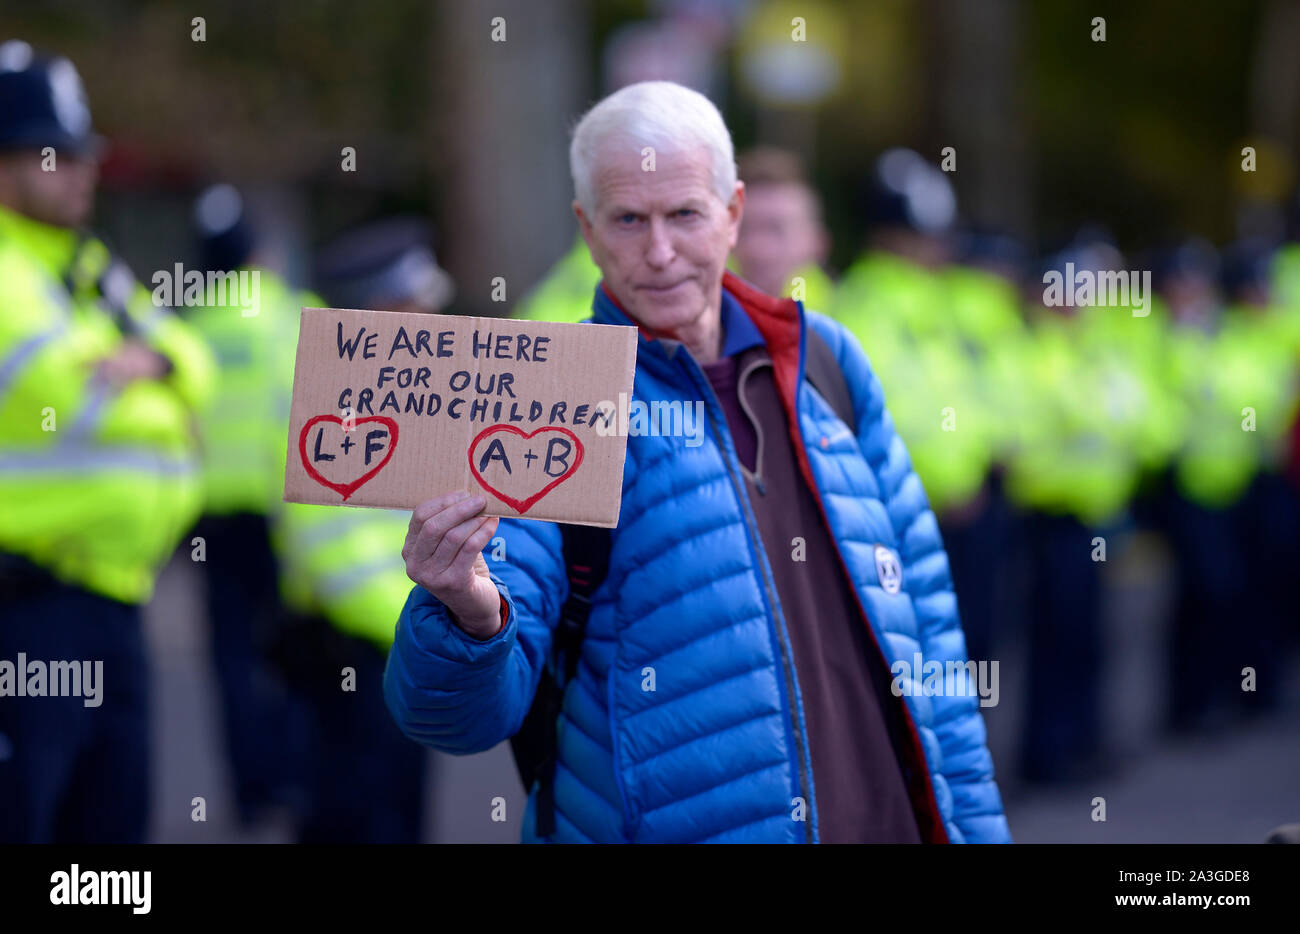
[1,0,1289,269]
[1026,0,1265,251]
[2,0,435,182]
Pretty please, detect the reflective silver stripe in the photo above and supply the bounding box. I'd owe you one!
[287,507,411,551]
[132,306,172,338]
[0,326,66,407]
[0,446,198,475]
[288,511,380,550]
[64,376,118,441]
[315,555,408,601]
[45,281,73,318]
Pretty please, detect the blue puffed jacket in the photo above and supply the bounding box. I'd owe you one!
[384,272,1012,844]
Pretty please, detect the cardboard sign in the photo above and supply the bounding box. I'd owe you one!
[283,307,638,527]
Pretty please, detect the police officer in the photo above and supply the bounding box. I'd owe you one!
[1149,240,1234,730]
[833,149,993,518]
[0,42,215,842]
[1218,240,1300,719]
[940,229,1031,664]
[833,151,1000,661]
[186,183,322,825]
[731,146,834,310]
[270,218,452,842]
[1004,236,1149,783]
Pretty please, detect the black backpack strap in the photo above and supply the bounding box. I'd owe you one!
[509,522,611,839]
[804,326,856,429]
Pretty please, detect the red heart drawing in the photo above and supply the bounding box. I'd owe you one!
[467,424,585,514]
[298,414,399,501]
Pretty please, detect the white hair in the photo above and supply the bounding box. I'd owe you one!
[569,81,738,214]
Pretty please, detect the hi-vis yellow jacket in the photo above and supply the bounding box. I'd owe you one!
[272,499,414,650]
[0,204,215,603]
[267,289,414,650]
[515,235,600,324]
[832,251,995,513]
[1168,305,1300,507]
[187,267,320,516]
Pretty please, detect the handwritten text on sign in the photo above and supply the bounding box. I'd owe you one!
[282,307,637,526]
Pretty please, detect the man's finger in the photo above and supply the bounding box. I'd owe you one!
[408,491,475,536]
[426,513,490,577]
[409,494,485,553]
[446,516,499,580]
[409,505,471,567]
[421,492,487,542]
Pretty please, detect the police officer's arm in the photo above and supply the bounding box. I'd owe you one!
[0,259,175,550]
[0,258,103,433]
[124,285,217,413]
[808,310,1013,845]
[384,500,566,755]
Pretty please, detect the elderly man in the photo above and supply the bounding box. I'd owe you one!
[384,81,1010,844]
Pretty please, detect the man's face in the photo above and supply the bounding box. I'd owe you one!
[574,145,742,335]
[733,182,828,297]
[0,149,98,228]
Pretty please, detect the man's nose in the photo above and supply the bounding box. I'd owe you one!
[644,216,675,267]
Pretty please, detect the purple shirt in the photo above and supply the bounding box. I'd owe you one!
[698,293,923,843]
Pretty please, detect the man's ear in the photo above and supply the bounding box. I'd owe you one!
[725,181,745,250]
[573,200,596,252]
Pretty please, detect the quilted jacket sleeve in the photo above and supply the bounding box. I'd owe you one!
[383,516,569,755]
[808,311,1012,844]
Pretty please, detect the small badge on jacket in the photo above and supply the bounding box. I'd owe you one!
[875,544,903,595]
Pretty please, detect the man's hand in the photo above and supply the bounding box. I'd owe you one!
[404,492,502,640]
[93,340,171,387]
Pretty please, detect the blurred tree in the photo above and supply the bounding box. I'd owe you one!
[1026,0,1263,249]
[927,0,1031,237]
[1,0,1290,275]
[431,0,589,316]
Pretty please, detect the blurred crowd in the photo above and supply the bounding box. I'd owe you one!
[2,36,1298,844]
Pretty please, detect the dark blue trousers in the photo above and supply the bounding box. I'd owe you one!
[195,513,303,823]
[1161,490,1247,726]
[0,578,149,843]
[1237,471,1300,712]
[1020,512,1103,783]
[941,480,1010,665]
[291,620,426,844]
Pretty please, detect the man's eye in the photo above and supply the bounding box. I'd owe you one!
[618,213,639,224]
[676,208,696,218]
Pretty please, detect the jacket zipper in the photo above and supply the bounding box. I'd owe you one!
[679,352,815,844]
[787,331,951,843]
[802,467,948,841]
